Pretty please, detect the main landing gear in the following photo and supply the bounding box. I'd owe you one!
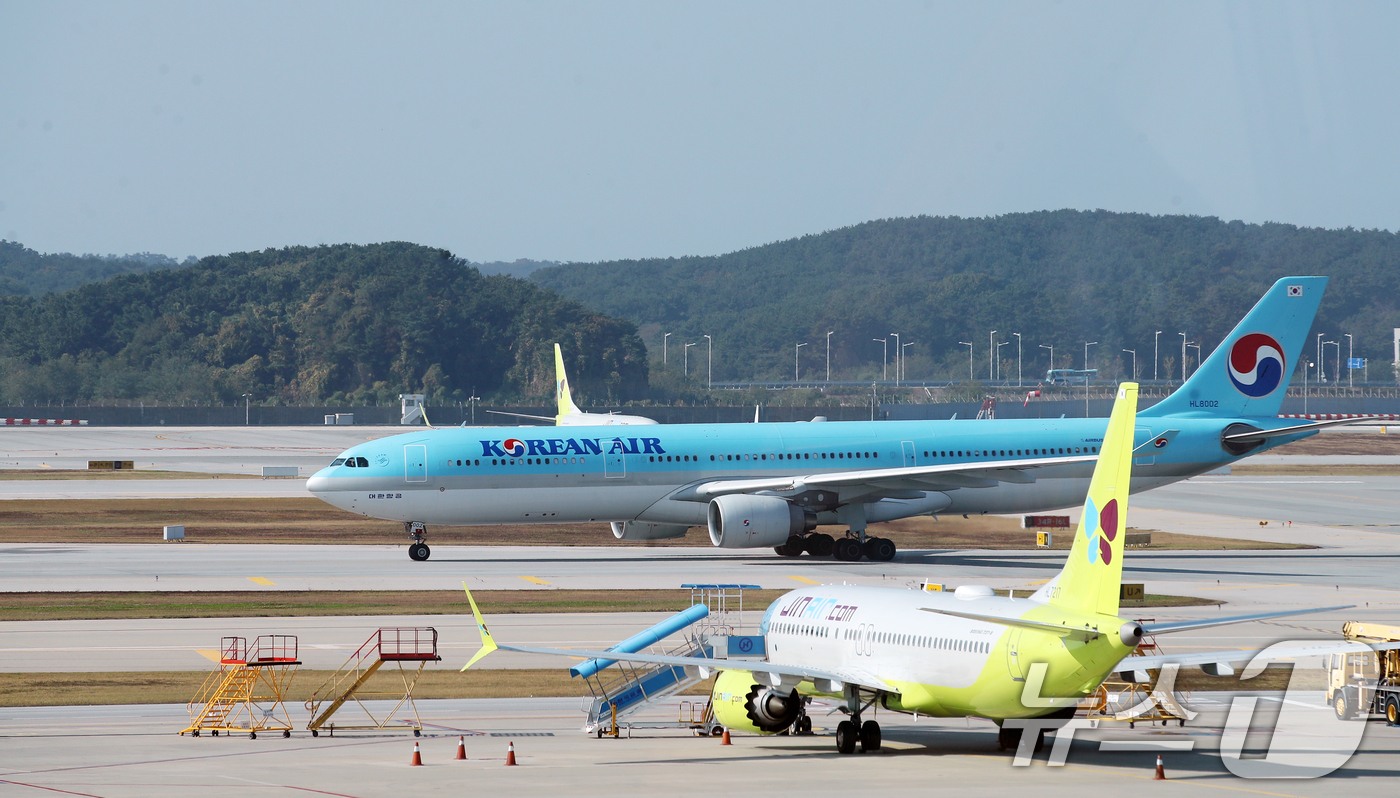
[773,532,896,562]
[834,688,881,754]
[406,522,431,561]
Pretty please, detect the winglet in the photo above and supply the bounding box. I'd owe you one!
[461,582,499,671]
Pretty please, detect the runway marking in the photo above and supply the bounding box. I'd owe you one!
[1194,583,1300,591]
[518,576,551,585]
[196,649,221,663]
[247,577,276,586]
[788,575,821,585]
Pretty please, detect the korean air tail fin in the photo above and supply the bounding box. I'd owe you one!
[1049,383,1138,618]
[1142,277,1327,419]
[554,343,582,422]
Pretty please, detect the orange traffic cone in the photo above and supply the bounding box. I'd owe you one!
[455,736,466,760]
[721,729,731,746]
[411,741,423,766]
[1154,755,1166,780]
[505,740,517,766]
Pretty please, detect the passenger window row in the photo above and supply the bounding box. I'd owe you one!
[710,451,878,463]
[919,446,1098,458]
[838,628,990,654]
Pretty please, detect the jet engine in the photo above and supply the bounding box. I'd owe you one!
[610,521,690,541]
[711,670,801,734]
[707,494,811,549]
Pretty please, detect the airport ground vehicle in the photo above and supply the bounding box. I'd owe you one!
[1326,621,1400,724]
[1045,368,1098,386]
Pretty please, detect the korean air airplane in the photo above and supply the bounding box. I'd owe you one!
[463,384,1384,754]
[308,276,1364,562]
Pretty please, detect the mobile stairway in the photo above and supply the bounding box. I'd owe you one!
[580,584,765,737]
[181,635,300,739]
[305,627,441,737]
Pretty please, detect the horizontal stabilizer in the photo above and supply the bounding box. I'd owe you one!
[1142,605,1353,635]
[1223,418,1394,442]
[918,607,1103,641]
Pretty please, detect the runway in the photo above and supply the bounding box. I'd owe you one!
[0,426,399,476]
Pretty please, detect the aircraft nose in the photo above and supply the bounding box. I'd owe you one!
[306,469,333,494]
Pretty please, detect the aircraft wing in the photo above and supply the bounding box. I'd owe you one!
[458,584,897,693]
[487,643,897,693]
[1113,639,1400,680]
[674,454,1096,501]
[485,409,556,423]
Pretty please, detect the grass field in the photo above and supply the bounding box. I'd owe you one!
[1272,432,1400,456]
[0,497,1311,550]
[0,588,1222,621]
[0,589,790,622]
[0,665,1318,707]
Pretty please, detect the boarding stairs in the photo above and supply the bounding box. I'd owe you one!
[305,628,441,736]
[181,635,300,739]
[580,584,763,737]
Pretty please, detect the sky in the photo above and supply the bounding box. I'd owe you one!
[2,1,1398,263]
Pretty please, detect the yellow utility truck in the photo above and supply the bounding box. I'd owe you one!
[1325,621,1400,724]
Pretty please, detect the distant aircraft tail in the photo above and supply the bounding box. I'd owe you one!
[554,343,582,421]
[1048,383,1137,617]
[1143,276,1327,419]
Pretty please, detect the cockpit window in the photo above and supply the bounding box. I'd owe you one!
[356,456,370,468]
[331,458,346,466]
[344,458,358,468]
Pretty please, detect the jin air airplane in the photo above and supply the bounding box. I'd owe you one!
[462,384,1385,754]
[308,276,1369,562]
[484,343,658,427]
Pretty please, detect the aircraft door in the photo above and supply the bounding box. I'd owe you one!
[1005,629,1025,680]
[405,445,427,483]
[604,450,625,479]
[901,441,916,467]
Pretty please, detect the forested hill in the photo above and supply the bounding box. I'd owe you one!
[0,243,647,405]
[0,240,194,297]
[533,211,1400,382]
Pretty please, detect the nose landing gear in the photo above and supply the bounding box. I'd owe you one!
[406,522,431,561]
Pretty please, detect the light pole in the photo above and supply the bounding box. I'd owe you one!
[704,334,713,389]
[959,342,973,381]
[1304,360,1312,413]
[890,333,900,387]
[1039,344,1053,379]
[874,338,888,381]
[1317,333,1325,383]
[1179,332,1187,383]
[684,342,695,376]
[1013,332,1022,387]
[795,342,807,382]
[1154,331,1162,382]
[1345,333,1353,389]
[826,331,834,382]
[989,330,996,381]
[1325,341,1338,388]
[1084,342,1097,418]
[467,394,479,425]
[242,394,251,426]
[996,341,1009,383]
[902,342,914,382]
[1187,343,1201,377]
[663,332,671,365]
[1123,349,1136,379]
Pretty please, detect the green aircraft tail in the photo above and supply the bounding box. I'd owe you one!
[1048,382,1138,618]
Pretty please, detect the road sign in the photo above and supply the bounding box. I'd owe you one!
[1348,357,1365,369]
